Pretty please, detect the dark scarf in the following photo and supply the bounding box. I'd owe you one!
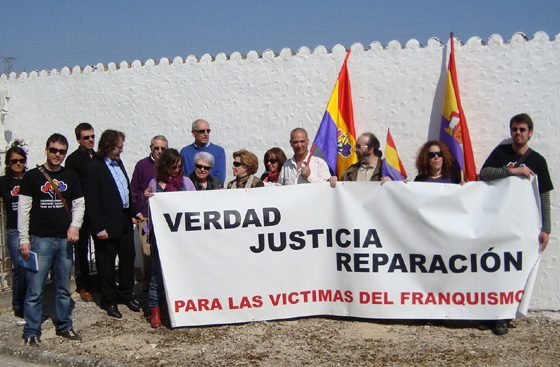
[164,175,184,192]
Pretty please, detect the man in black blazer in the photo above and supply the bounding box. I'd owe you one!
[83,130,144,318]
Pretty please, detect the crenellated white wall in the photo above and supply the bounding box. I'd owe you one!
[1,32,559,310]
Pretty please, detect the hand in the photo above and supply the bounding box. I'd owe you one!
[20,243,31,260]
[132,213,145,224]
[67,226,79,243]
[380,176,393,186]
[301,166,311,179]
[97,230,109,240]
[329,176,338,188]
[143,186,154,200]
[539,231,549,251]
[509,166,534,179]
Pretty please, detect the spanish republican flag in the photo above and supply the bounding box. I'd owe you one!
[439,33,477,182]
[381,129,407,181]
[313,50,357,178]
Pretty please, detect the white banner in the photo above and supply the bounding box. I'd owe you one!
[149,177,542,327]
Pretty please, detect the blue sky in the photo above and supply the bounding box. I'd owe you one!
[2,1,559,74]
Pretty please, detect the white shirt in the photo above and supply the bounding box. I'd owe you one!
[278,155,331,185]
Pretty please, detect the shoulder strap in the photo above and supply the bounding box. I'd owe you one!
[514,148,532,168]
[36,165,72,220]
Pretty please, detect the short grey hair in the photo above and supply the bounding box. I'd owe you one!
[191,119,209,131]
[194,151,215,167]
[151,135,168,146]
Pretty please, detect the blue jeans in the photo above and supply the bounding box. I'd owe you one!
[23,236,74,338]
[148,237,165,308]
[7,229,27,313]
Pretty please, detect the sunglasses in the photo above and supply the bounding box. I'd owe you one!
[170,165,181,171]
[81,134,95,140]
[266,159,278,164]
[232,161,244,167]
[194,129,211,134]
[195,163,211,171]
[48,147,68,155]
[511,127,527,133]
[355,144,369,149]
[152,146,167,151]
[9,158,26,165]
[428,151,443,159]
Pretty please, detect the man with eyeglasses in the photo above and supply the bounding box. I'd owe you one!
[180,119,226,184]
[130,135,168,288]
[18,133,85,345]
[479,113,553,336]
[83,130,144,319]
[66,122,96,302]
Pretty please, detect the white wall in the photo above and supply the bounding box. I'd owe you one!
[1,32,558,310]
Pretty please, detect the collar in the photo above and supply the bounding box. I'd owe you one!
[193,142,211,149]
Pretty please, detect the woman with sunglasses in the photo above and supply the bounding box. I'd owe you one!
[414,140,460,183]
[228,149,264,189]
[188,152,222,190]
[0,144,28,320]
[143,148,195,327]
[260,147,287,185]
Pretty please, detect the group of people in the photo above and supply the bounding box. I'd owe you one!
[0,113,552,345]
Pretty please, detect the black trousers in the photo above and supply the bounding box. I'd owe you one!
[93,211,135,308]
[74,222,92,292]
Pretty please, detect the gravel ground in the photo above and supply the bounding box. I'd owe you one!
[1,285,559,367]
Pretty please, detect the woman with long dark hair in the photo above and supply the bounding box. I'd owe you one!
[0,143,28,319]
[143,148,195,327]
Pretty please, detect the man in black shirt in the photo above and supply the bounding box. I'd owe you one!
[65,122,96,302]
[18,134,85,346]
[480,113,553,335]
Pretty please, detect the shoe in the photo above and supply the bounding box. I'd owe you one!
[24,336,41,346]
[477,321,491,331]
[79,288,93,302]
[149,307,161,328]
[122,299,141,312]
[104,304,122,318]
[57,328,83,340]
[492,320,509,335]
[14,309,24,318]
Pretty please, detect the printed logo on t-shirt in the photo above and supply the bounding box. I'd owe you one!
[10,185,20,196]
[507,162,527,169]
[40,180,68,209]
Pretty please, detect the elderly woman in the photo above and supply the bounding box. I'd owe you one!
[228,149,264,189]
[0,144,28,319]
[143,148,195,327]
[260,147,287,185]
[414,140,460,183]
[188,152,223,190]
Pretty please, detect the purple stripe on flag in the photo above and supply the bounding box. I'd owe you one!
[439,116,464,170]
[381,159,405,181]
[313,111,338,175]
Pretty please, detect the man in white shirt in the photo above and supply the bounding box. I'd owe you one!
[278,128,331,185]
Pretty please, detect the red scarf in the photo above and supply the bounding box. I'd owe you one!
[264,171,280,183]
[164,175,184,192]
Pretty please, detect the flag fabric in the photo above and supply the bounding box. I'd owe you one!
[439,33,477,182]
[312,50,357,178]
[381,129,407,181]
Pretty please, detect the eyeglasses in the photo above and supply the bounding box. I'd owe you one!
[48,147,68,155]
[232,161,244,167]
[81,134,95,140]
[194,129,211,134]
[428,151,443,159]
[9,158,26,165]
[266,159,278,164]
[170,165,181,171]
[511,127,527,133]
[152,146,167,151]
[195,163,211,171]
[355,144,368,149]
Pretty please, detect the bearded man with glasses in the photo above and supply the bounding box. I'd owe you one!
[479,113,554,336]
[180,119,226,184]
[130,135,168,288]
